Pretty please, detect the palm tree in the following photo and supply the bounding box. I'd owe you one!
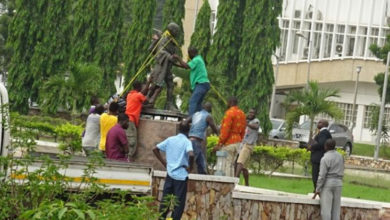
[284,81,343,142]
[40,63,103,114]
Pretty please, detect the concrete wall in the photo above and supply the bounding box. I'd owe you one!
[152,171,390,220]
[134,118,179,170]
[153,171,238,220]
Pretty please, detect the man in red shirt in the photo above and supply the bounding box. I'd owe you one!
[125,81,148,158]
[213,96,246,177]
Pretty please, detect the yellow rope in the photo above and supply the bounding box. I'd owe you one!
[120,30,179,97]
[210,83,227,105]
[120,36,172,97]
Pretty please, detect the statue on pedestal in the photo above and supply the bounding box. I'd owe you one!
[145,22,180,111]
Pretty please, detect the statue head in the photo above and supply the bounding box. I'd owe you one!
[166,22,180,38]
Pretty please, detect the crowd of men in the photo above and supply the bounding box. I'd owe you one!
[81,44,345,220]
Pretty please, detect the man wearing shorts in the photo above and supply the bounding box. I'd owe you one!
[235,109,259,186]
[213,97,246,177]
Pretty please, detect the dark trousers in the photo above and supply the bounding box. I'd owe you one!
[189,82,210,116]
[191,139,207,174]
[159,175,188,220]
[312,162,320,191]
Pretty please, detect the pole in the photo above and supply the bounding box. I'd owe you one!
[374,51,390,160]
[270,55,279,118]
[351,67,361,133]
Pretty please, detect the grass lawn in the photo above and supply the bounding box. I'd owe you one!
[352,143,390,160]
[242,174,390,203]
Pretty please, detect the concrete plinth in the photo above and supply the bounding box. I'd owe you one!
[134,118,179,170]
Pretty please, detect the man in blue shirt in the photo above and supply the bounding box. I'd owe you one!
[173,47,210,116]
[153,122,194,220]
[187,102,219,174]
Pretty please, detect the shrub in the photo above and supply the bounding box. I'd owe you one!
[55,123,83,153]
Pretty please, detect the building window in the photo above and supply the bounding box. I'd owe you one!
[363,105,390,129]
[316,102,357,127]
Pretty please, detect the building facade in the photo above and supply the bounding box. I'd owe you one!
[183,0,390,144]
[273,0,390,143]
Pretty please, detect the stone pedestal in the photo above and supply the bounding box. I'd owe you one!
[134,118,179,170]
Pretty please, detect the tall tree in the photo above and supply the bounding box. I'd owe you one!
[206,0,245,122]
[32,0,72,105]
[123,0,156,86]
[162,0,185,46]
[284,81,343,142]
[189,0,211,61]
[235,0,282,134]
[40,63,103,114]
[370,40,390,104]
[7,0,46,113]
[70,0,99,64]
[95,0,123,94]
[0,0,15,79]
[207,0,245,86]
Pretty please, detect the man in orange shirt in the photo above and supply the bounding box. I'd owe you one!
[125,81,148,158]
[213,96,246,177]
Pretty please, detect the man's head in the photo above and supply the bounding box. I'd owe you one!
[118,113,129,130]
[109,102,120,115]
[188,47,198,59]
[203,102,212,113]
[325,139,336,151]
[178,121,190,136]
[167,22,180,38]
[227,96,238,108]
[94,104,105,115]
[247,108,256,120]
[317,119,329,129]
[90,95,99,106]
[132,81,143,92]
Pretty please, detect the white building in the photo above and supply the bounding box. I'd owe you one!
[272,0,390,143]
[184,0,390,143]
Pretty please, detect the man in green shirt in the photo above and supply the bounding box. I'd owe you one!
[173,47,210,116]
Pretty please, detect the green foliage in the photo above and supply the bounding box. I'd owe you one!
[30,0,72,103]
[2,118,161,219]
[70,0,99,64]
[251,146,310,175]
[206,135,219,173]
[235,0,282,135]
[162,0,185,46]
[123,0,156,85]
[7,0,43,113]
[55,123,83,153]
[189,0,211,61]
[373,72,390,104]
[369,26,390,106]
[206,0,245,123]
[20,200,96,220]
[40,63,103,114]
[284,81,343,140]
[367,104,389,144]
[0,0,15,77]
[95,0,123,95]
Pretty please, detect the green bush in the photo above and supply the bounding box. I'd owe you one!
[206,135,218,173]
[205,135,312,176]
[251,146,310,175]
[55,123,83,153]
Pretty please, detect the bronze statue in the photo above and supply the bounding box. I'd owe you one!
[145,22,180,111]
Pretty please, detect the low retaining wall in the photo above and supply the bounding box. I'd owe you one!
[153,171,238,219]
[152,171,390,220]
[346,155,390,171]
